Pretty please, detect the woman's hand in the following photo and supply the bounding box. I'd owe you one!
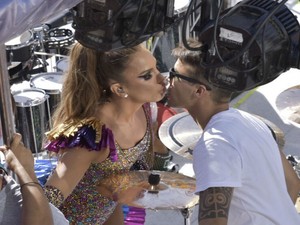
[96,181,148,205]
[112,182,148,205]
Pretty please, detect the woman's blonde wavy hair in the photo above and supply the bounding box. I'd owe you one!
[52,42,140,127]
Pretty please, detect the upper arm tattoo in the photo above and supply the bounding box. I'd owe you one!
[198,187,233,221]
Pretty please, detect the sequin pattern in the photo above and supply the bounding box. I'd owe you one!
[44,185,64,207]
[45,104,153,225]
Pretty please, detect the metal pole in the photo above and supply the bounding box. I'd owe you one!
[181,207,193,225]
[0,44,15,146]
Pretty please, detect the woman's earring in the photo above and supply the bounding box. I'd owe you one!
[124,93,128,98]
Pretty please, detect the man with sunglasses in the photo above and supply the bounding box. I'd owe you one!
[166,39,300,225]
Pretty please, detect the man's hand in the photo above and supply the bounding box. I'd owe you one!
[0,133,34,175]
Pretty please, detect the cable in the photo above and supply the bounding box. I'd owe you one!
[182,0,204,51]
[129,0,144,30]
[122,0,157,47]
[200,0,289,70]
[211,0,260,73]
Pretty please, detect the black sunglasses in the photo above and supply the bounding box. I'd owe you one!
[169,68,211,90]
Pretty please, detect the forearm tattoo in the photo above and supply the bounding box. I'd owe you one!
[198,187,233,221]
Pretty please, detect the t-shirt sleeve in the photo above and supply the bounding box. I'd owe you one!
[193,132,243,193]
[50,203,69,225]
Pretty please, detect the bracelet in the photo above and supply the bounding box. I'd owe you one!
[20,182,43,191]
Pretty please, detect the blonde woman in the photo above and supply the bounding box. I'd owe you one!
[44,42,168,224]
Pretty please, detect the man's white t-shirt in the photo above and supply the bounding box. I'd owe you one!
[193,108,300,225]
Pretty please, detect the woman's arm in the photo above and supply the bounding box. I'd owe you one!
[45,146,110,202]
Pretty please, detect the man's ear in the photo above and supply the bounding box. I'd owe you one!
[195,85,206,96]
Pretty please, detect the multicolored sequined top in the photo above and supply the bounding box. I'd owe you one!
[44,104,153,225]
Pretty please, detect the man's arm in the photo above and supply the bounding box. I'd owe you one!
[1,133,54,225]
[198,187,233,225]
